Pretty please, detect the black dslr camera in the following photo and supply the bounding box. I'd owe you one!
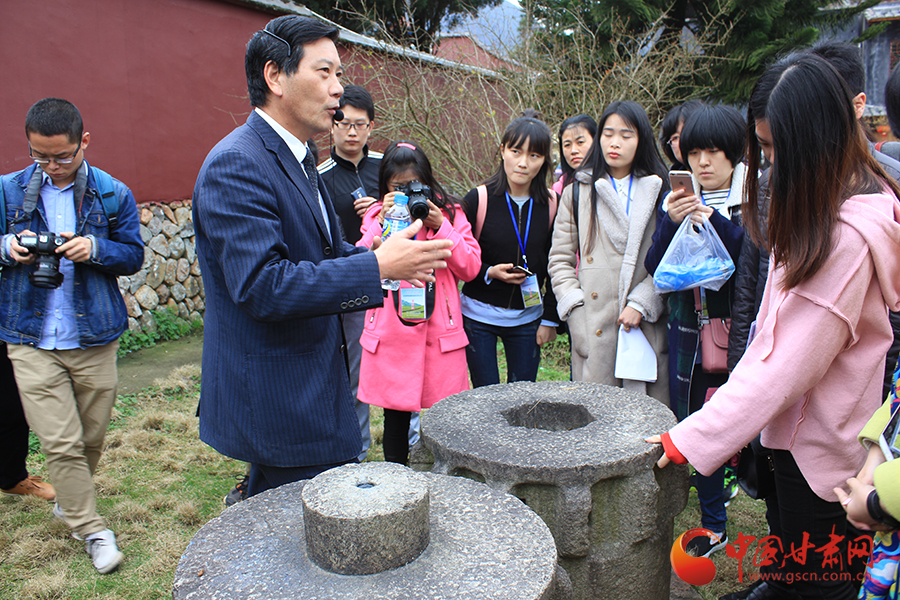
[17,233,66,289]
[398,180,432,221]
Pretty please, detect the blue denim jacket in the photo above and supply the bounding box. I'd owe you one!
[0,162,144,347]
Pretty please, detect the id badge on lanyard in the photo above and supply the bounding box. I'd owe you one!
[506,193,543,308]
[521,274,542,307]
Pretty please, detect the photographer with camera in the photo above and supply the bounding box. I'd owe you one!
[0,98,143,574]
[355,141,481,465]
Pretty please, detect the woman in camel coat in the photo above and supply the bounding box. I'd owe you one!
[549,101,669,404]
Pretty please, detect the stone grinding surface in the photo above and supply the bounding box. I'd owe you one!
[173,472,557,600]
[423,381,678,480]
[303,463,430,575]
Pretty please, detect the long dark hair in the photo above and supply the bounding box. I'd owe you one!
[378,141,455,223]
[557,114,598,186]
[483,109,553,205]
[745,54,900,289]
[579,101,668,253]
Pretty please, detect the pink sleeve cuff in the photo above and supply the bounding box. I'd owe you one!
[661,432,688,465]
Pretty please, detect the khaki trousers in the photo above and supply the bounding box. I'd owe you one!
[7,342,118,537]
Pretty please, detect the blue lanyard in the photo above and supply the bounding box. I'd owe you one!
[505,192,533,270]
[610,174,633,215]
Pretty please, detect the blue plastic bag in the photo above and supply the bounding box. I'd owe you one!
[653,216,735,292]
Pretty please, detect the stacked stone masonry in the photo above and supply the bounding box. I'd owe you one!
[117,200,204,334]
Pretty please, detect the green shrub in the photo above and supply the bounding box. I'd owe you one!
[117,307,203,357]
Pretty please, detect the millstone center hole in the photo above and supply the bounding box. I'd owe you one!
[356,481,376,489]
[502,402,595,432]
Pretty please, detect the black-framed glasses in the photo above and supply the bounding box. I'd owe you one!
[334,121,372,131]
[29,143,80,165]
[667,134,680,147]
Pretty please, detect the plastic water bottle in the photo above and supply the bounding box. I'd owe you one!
[381,193,411,291]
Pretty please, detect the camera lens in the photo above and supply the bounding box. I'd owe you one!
[30,255,64,289]
[408,197,430,221]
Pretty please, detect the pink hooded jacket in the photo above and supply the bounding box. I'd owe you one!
[665,191,900,501]
[355,203,481,412]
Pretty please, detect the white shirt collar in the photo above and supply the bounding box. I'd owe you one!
[254,107,309,165]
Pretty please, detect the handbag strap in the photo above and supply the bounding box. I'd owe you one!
[693,287,710,324]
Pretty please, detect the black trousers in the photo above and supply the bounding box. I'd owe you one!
[761,450,861,599]
[382,408,412,466]
[0,347,28,490]
[246,458,357,498]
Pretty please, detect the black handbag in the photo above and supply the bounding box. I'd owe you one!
[736,434,775,500]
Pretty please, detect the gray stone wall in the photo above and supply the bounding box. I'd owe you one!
[117,200,204,334]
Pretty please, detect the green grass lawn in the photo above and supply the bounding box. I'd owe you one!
[1,335,770,599]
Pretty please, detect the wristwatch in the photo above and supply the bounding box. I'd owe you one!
[867,490,900,529]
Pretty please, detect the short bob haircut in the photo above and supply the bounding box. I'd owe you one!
[744,54,900,289]
[579,100,668,253]
[378,140,455,223]
[246,16,339,108]
[339,85,375,122]
[25,98,83,144]
[679,104,747,168]
[658,99,703,168]
[483,109,553,205]
[557,114,598,181]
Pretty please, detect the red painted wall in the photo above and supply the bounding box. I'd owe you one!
[0,0,273,203]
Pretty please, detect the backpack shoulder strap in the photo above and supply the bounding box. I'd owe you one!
[474,184,488,240]
[89,166,121,230]
[0,175,6,236]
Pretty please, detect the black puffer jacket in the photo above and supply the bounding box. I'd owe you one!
[727,169,770,370]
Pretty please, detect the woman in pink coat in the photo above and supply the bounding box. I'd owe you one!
[649,55,900,599]
[356,141,481,465]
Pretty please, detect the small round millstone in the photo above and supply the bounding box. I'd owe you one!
[173,465,558,600]
[302,462,429,575]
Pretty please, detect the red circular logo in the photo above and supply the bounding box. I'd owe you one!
[671,528,718,586]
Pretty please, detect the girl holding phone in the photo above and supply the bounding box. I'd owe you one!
[460,110,559,387]
[644,103,747,558]
[548,101,669,399]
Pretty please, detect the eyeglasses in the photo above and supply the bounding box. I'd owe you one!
[667,135,680,147]
[334,121,371,131]
[29,144,81,165]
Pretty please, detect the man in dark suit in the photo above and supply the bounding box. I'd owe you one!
[192,15,452,497]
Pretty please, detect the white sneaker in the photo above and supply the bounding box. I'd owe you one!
[84,529,124,574]
[52,502,83,540]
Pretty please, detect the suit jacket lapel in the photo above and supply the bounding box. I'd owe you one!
[248,112,331,243]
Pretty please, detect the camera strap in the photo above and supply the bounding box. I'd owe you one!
[21,166,45,218]
[391,282,435,326]
[22,165,120,232]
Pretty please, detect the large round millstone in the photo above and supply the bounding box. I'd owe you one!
[303,462,429,575]
[421,381,688,600]
[173,465,560,600]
